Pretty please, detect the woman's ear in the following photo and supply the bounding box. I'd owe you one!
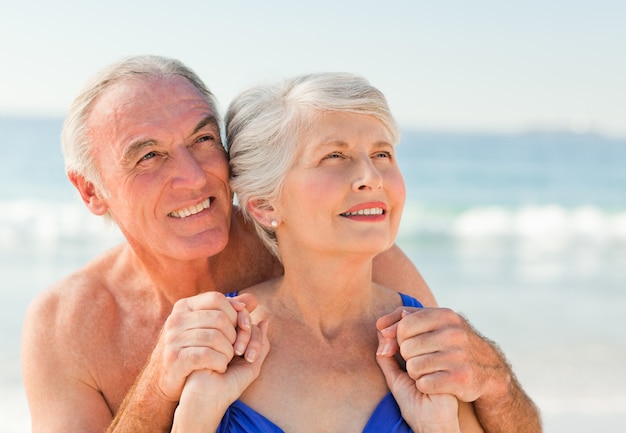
[247,199,279,229]
[68,172,109,216]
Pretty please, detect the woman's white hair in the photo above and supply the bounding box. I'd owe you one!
[226,72,400,259]
[61,55,220,196]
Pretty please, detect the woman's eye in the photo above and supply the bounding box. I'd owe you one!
[374,151,392,159]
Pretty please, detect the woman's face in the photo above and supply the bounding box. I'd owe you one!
[275,111,406,260]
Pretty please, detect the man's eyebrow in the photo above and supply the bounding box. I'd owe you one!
[121,139,156,167]
[192,115,220,135]
[120,115,220,166]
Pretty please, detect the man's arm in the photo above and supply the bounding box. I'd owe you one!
[457,326,542,433]
[373,243,437,306]
[106,356,178,433]
[22,292,114,432]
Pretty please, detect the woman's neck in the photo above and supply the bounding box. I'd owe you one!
[272,253,382,339]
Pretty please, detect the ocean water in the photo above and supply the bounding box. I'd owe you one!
[1,117,625,431]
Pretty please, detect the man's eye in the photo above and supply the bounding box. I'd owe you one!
[325,152,344,159]
[140,151,156,162]
[197,134,216,143]
[374,151,392,159]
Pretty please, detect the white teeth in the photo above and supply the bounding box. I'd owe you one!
[342,207,384,217]
[169,198,211,218]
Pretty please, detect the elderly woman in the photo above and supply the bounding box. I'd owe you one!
[172,73,483,432]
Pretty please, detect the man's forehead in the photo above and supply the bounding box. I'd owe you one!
[87,76,218,151]
[97,76,212,112]
[90,77,215,126]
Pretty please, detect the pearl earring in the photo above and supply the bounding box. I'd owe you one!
[270,220,278,229]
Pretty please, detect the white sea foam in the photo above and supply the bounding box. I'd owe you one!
[0,199,123,250]
[400,202,626,245]
[6,199,619,250]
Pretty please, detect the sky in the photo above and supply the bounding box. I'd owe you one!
[1,0,624,137]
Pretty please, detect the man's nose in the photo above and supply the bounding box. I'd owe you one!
[169,148,207,190]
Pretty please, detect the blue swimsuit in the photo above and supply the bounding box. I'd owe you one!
[218,292,423,433]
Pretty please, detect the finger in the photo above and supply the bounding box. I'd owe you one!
[233,311,252,357]
[376,331,399,357]
[376,331,403,386]
[376,306,404,331]
[224,321,270,393]
[162,325,239,377]
[377,306,422,337]
[176,343,233,374]
[376,334,417,402]
[404,352,446,383]
[172,292,238,328]
[397,308,464,342]
[379,322,398,339]
[237,308,252,331]
[406,353,478,401]
[376,351,405,391]
[179,310,238,344]
[244,320,269,363]
[184,326,238,354]
[229,293,259,313]
[414,370,461,396]
[398,319,470,362]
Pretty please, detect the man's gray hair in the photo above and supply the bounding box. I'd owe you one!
[61,55,219,194]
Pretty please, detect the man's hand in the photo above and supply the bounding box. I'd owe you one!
[377,307,503,402]
[150,291,257,402]
[108,292,259,433]
[376,307,542,433]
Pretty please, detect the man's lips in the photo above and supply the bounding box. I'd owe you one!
[168,198,211,218]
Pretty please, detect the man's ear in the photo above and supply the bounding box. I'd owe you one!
[247,199,278,228]
[68,172,109,216]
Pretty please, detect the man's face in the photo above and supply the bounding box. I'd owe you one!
[86,76,232,262]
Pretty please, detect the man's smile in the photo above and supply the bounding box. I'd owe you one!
[169,198,211,218]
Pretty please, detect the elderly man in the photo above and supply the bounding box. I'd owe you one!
[22,55,540,433]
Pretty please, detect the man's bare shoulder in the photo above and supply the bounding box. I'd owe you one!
[24,244,128,341]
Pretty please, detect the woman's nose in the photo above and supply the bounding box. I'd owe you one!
[352,155,383,191]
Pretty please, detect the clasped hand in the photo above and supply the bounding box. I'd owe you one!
[148,292,269,406]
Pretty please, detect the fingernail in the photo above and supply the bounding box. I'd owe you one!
[401,309,411,318]
[380,326,394,337]
[242,315,251,330]
[235,342,246,356]
[377,340,390,356]
[245,349,257,363]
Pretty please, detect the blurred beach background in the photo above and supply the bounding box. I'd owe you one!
[1,1,625,431]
